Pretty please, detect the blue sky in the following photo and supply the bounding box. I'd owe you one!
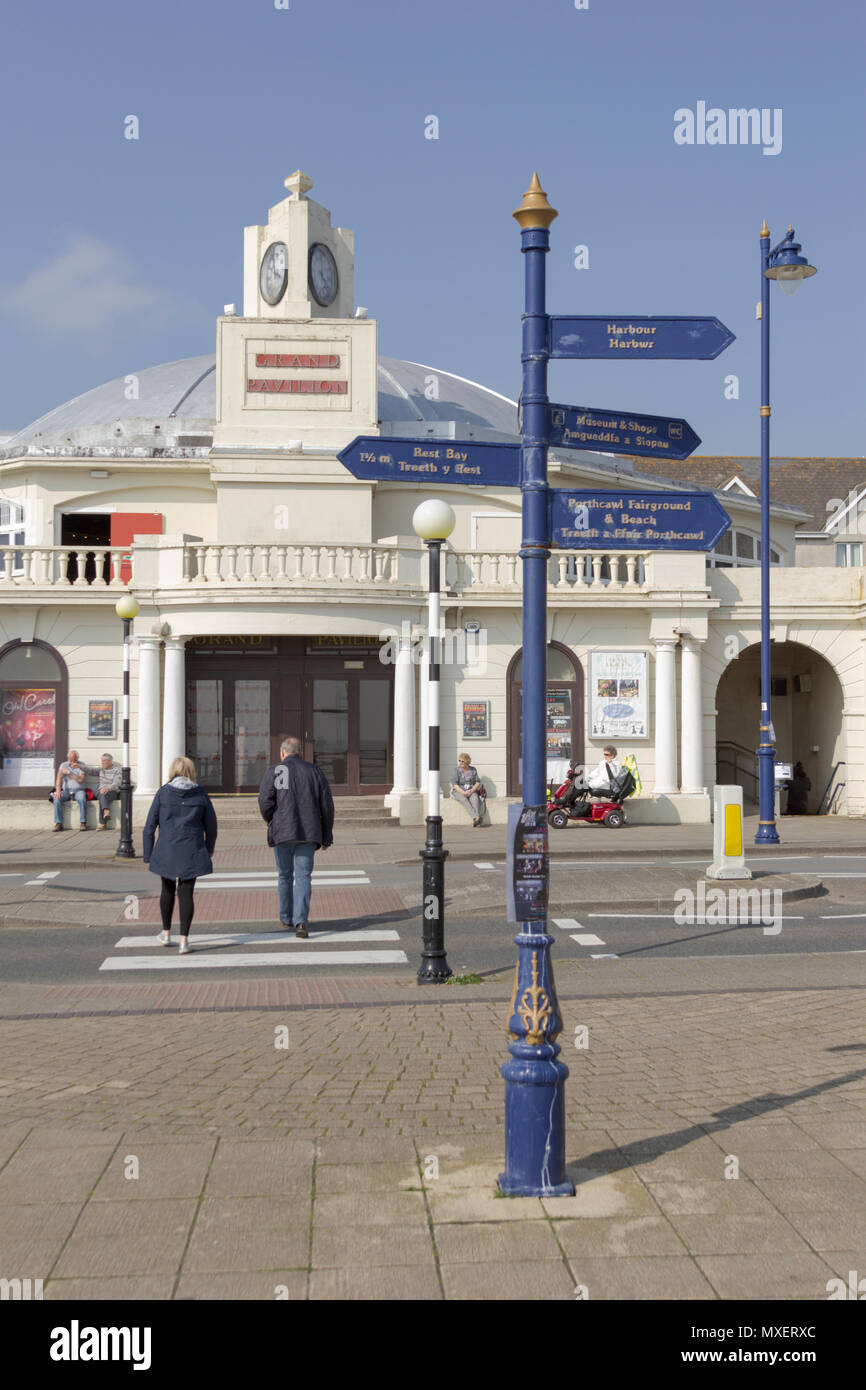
[0,0,861,455]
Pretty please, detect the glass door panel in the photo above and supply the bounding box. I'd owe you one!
[358,679,390,785]
[186,679,223,788]
[234,679,271,789]
[313,679,349,785]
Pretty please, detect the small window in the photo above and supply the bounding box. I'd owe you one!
[771,677,788,697]
[736,532,755,560]
[837,542,862,567]
[715,531,733,556]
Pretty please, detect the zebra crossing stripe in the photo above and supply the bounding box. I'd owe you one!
[197,872,369,890]
[207,869,366,879]
[100,950,408,971]
[114,928,400,947]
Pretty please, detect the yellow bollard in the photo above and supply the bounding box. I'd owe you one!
[707,785,753,880]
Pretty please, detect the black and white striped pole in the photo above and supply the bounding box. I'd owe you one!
[115,593,140,859]
[413,500,455,984]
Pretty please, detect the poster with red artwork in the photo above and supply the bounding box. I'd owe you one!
[0,688,56,786]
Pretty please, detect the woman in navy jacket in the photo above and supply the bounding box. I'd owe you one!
[142,756,218,954]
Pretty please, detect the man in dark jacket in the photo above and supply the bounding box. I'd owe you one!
[258,736,334,938]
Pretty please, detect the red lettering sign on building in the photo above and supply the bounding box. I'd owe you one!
[247,379,348,394]
[254,354,341,369]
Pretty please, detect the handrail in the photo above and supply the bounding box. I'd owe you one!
[818,761,846,816]
[717,757,759,795]
[717,739,759,760]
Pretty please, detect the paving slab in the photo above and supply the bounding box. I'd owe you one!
[183,1223,310,1274]
[695,1252,838,1300]
[567,1255,718,1300]
[45,1276,173,1300]
[309,1265,442,1300]
[311,1223,434,1269]
[439,1257,578,1300]
[53,1229,189,1278]
[176,1270,308,1300]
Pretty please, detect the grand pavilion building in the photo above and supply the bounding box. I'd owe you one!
[0,172,862,825]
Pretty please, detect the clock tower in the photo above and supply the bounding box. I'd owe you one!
[243,170,355,321]
[213,172,378,454]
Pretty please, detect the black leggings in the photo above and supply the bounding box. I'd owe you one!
[160,877,196,934]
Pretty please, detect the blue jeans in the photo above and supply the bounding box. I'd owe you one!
[273,841,317,925]
[54,789,87,824]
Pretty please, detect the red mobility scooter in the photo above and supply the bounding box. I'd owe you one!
[547,764,636,830]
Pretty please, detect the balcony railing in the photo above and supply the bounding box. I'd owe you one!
[0,541,661,596]
[0,546,131,587]
[448,551,648,591]
[183,542,399,586]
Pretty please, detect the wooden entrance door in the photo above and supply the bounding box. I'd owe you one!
[303,671,392,795]
[186,674,274,793]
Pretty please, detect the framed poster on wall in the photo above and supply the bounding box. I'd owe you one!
[88,699,116,739]
[589,651,648,739]
[0,687,56,786]
[462,700,489,739]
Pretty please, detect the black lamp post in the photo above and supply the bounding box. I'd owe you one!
[114,592,139,858]
[413,499,456,983]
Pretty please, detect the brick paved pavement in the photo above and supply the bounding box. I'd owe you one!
[125,885,404,925]
[1,955,864,1300]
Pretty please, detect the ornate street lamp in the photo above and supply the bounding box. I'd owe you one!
[413,498,456,982]
[755,223,817,845]
[115,592,140,858]
[499,174,572,1196]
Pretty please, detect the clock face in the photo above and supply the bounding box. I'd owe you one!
[260,242,288,306]
[308,243,338,307]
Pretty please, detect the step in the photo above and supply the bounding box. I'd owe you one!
[208,796,396,826]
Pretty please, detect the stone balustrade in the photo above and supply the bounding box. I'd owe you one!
[182,542,399,586]
[0,546,131,587]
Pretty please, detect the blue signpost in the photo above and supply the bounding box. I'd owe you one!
[549,489,730,552]
[338,436,519,487]
[550,315,735,361]
[755,223,817,845]
[500,174,735,1199]
[500,175,572,1198]
[548,403,701,462]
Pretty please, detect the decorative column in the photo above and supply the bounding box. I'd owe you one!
[136,636,162,797]
[385,622,417,811]
[161,638,187,782]
[653,637,679,794]
[680,637,706,794]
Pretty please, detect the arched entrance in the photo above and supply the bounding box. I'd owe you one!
[0,639,68,796]
[715,641,845,813]
[507,641,584,796]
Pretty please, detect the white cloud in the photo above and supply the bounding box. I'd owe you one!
[1,236,167,335]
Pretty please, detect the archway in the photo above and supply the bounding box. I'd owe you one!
[715,641,845,814]
[506,641,584,796]
[0,639,68,796]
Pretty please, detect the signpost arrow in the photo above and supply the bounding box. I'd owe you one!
[549,315,735,361]
[549,489,731,552]
[338,435,520,487]
[549,402,701,461]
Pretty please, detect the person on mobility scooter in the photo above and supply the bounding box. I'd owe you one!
[547,744,635,829]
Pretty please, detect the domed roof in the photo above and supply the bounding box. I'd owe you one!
[2,352,518,455]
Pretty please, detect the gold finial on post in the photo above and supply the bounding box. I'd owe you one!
[513,172,558,229]
[760,219,770,239]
